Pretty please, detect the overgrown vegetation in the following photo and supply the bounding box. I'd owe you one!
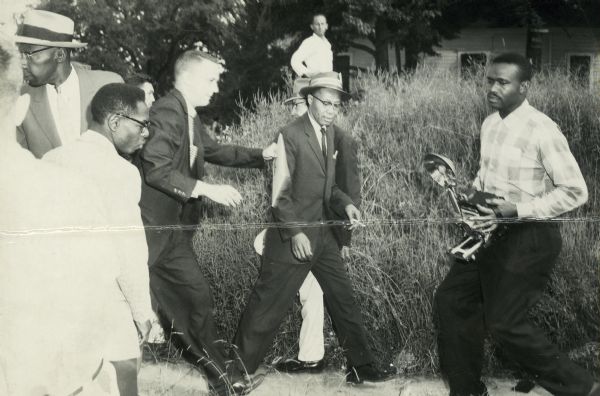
[188,67,599,377]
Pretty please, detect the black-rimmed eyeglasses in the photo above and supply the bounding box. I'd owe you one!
[19,47,53,60]
[116,113,151,132]
[310,94,342,111]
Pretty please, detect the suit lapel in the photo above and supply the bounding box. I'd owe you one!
[77,67,93,133]
[301,114,326,173]
[28,86,61,147]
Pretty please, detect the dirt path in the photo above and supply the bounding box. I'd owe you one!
[139,362,553,396]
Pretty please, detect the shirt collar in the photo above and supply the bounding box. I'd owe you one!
[178,90,197,116]
[307,110,325,134]
[311,33,329,43]
[81,129,118,155]
[54,65,78,92]
[501,99,531,132]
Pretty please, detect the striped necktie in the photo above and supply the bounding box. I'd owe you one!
[320,126,327,164]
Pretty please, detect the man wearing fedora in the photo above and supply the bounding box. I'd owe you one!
[14,10,123,158]
[234,72,395,384]
[275,77,362,375]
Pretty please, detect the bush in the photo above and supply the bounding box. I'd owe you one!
[191,67,600,377]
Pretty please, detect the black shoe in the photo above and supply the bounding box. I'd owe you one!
[232,371,265,395]
[275,358,324,374]
[345,363,397,384]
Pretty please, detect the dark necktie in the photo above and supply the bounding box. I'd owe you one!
[320,126,327,164]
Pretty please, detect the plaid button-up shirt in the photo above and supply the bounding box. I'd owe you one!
[472,99,588,219]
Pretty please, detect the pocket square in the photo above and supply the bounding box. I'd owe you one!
[333,150,338,160]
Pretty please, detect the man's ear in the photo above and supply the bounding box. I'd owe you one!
[106,113,120,133]
[55,48,67,63]
[14,94,30,126]
[519,81,530,95]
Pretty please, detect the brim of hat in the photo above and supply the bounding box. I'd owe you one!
[283,95,304,104]
[14,35,87,48]
[299,85,351,100]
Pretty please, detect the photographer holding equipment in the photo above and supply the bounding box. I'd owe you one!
[432,53,599,396]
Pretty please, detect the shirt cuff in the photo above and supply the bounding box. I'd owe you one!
[191,180,205,198]
[516,201,534,218]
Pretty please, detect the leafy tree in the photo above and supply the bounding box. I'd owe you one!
[38,0,243,92]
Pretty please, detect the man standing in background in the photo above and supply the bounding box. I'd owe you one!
[14,10,122,158]
[125,72,156,108]
[291,13,333,78]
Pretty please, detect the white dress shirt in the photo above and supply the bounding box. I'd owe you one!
[291,33,333,77]
[46,65,81,145]
[307,111,327,152]
[43,131,153,323]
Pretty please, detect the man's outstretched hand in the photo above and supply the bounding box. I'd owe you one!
[193,181,243,207]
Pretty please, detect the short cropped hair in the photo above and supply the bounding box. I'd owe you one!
[174,50,221,80]
[312,13,327,24]
[124,72,154,87]
[491,52,533,82]
[91,83,145,124]
[0,33,23,118]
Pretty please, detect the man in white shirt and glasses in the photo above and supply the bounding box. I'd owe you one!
[291,14,333,78]
[43,83,154,396]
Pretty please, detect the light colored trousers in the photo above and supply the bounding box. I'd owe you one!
[297,271,325,362]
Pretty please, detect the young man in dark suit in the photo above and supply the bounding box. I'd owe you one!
[138,50,272,395]
[234,72,396,384]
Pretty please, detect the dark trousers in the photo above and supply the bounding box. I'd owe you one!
[147,226,230,385]
[233,228,374,374]
[434,223,594,396]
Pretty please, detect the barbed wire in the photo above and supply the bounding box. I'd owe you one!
[2,216,600,236]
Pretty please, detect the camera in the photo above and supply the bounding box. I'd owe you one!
[423,153,502,261]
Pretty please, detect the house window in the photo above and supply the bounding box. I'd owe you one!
[458,52,489,78]
[567,53,592,89]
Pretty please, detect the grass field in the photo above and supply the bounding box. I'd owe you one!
[181,67,599,378]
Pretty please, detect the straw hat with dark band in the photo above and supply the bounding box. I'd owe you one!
[299,71,350,99]
[14,10,87,48]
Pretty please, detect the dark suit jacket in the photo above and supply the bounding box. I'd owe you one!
[263,113,354,264]
[17,65,123,158]
[332,127,360,247]
[139,89,264,232]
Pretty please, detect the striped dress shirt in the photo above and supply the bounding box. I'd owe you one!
[472,99,588,219]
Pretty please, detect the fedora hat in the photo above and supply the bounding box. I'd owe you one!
[14,10,87,48]
[299,71,350,100]
[283,78,309,105]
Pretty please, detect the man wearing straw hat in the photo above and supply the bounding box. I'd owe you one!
[235,72,395,384]
[14,10,122,158]
[273,77,362,375]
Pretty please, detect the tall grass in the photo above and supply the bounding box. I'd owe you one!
[191,66,600,377]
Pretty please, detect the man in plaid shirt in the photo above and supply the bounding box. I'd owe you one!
[434,53,599,396]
